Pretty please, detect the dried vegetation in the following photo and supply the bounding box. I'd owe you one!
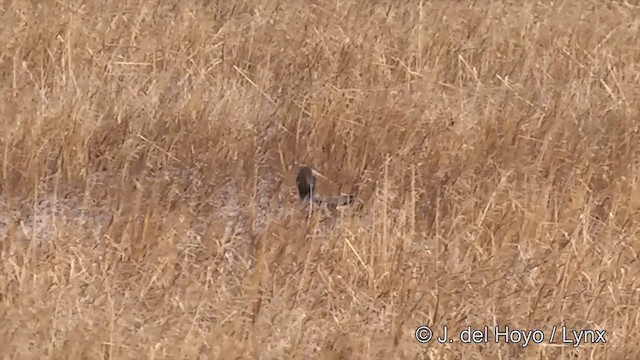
[1,0,640,358]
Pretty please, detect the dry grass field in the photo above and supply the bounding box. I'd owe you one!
[1,0,640,358]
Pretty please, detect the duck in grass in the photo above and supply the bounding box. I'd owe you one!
[296,166,357,214]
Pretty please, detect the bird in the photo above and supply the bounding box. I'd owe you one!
[296,166,356,213]
[296,166,316,205]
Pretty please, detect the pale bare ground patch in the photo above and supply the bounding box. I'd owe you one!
[1,0,640,359]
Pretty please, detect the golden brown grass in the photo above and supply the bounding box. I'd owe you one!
[1,0,640,358]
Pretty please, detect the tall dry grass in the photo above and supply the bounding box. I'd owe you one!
[1,0,640,358]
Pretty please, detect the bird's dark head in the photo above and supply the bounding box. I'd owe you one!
[296,166,316,200]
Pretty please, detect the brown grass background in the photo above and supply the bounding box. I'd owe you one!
[1,0,640,358]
